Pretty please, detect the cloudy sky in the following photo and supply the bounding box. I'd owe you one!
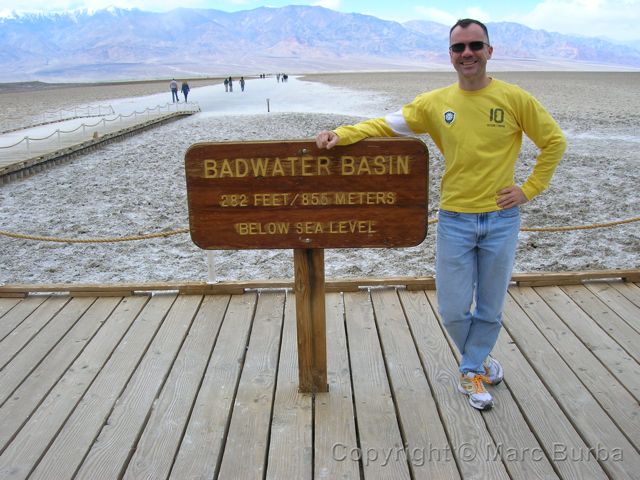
[1,0,638,42]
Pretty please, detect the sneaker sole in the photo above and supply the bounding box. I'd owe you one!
[457,384,494,410]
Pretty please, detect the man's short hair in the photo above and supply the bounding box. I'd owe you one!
[450,18,490,44]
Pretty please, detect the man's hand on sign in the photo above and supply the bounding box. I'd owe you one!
[316,130,340,150]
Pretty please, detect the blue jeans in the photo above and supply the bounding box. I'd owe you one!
[436,208,520,374]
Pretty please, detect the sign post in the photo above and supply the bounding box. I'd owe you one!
[185,138,428,392]
[294,248,327,392]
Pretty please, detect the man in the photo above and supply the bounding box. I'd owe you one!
[170,79,179,103]
[316,19,566,410]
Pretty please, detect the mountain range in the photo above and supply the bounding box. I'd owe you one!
[1,5,639,82]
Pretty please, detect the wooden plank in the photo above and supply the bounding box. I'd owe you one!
[294,248,327,393]
[0,270,638,296]
[416,291,509,479]
[405,279,437,291]
[70,290,132,297]
[515,278,582,287]
[422,290,559,480]
[343,291,411,479]
[0,296,124,452]
[373,289,461,479]
[74,295,203,479]
[217,292,285,479]
[0,281,252,294]
[123,295,230,480]
[169,293,257,480]
[494,304,608,479]
[0,296,74,369]
[561,284,640,362]
[0,294,164,480]
[328,277,436,291]
[522,287,640,442]
[0,277,433,295]
[0,297,94,405]
[314,292,360,479]
[0,296,48,340]
[504,288,639,479]
[266,291,313,479]
[0,298,20,318]
[512,269,640,286]
[0,282,193,294]
[0,281,249,295]
[21,294,177,480]
[325,283,361,293]
[608,280,640,308]
[178,284,246,295]
[536,285,640,403]
[586,282,640,332]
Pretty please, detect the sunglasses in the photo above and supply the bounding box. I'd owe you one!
[449,41,490,53]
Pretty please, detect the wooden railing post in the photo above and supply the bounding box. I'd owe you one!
[294,248,328,393]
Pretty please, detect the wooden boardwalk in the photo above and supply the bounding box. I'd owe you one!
[0,108,198,183]
[0,274,639,479]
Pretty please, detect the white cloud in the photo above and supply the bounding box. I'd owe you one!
[414,5,492,25]
[313,0,341,9]
[413,1,639,42]
[413,7,457,25]
[464,7,492,22]
[513,0,640,41]
[0,1,207,14]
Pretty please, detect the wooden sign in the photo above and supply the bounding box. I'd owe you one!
[184,138,428,250]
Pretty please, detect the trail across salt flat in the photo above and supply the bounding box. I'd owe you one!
[107,75,391,118]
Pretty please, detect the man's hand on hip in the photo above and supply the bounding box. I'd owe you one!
[496,185,528,209]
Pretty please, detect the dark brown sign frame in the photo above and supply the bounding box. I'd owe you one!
[185,138,429,250]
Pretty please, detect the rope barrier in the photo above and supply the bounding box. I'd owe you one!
[0,105,115,134]
[38,104,115,117]
[0,228,190,243]
[0,217,637,244]
[520,216,640,232]
[0,103,200,151]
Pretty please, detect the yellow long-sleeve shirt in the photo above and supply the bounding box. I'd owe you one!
[334,78,566,213]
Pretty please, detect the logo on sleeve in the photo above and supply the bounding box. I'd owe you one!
[444,110,456,125]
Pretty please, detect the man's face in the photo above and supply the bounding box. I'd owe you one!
[449,23,493,81]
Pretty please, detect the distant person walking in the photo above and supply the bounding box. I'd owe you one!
[228,77,233,92]
[240,76,245,92]
[181,81,190,102]
[224,78,229,92]
[170,79,179,102]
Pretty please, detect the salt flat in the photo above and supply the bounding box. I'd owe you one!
[0,72,638,284]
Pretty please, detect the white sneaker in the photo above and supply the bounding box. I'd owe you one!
[458,372,493,410]
[483,355,504,385]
